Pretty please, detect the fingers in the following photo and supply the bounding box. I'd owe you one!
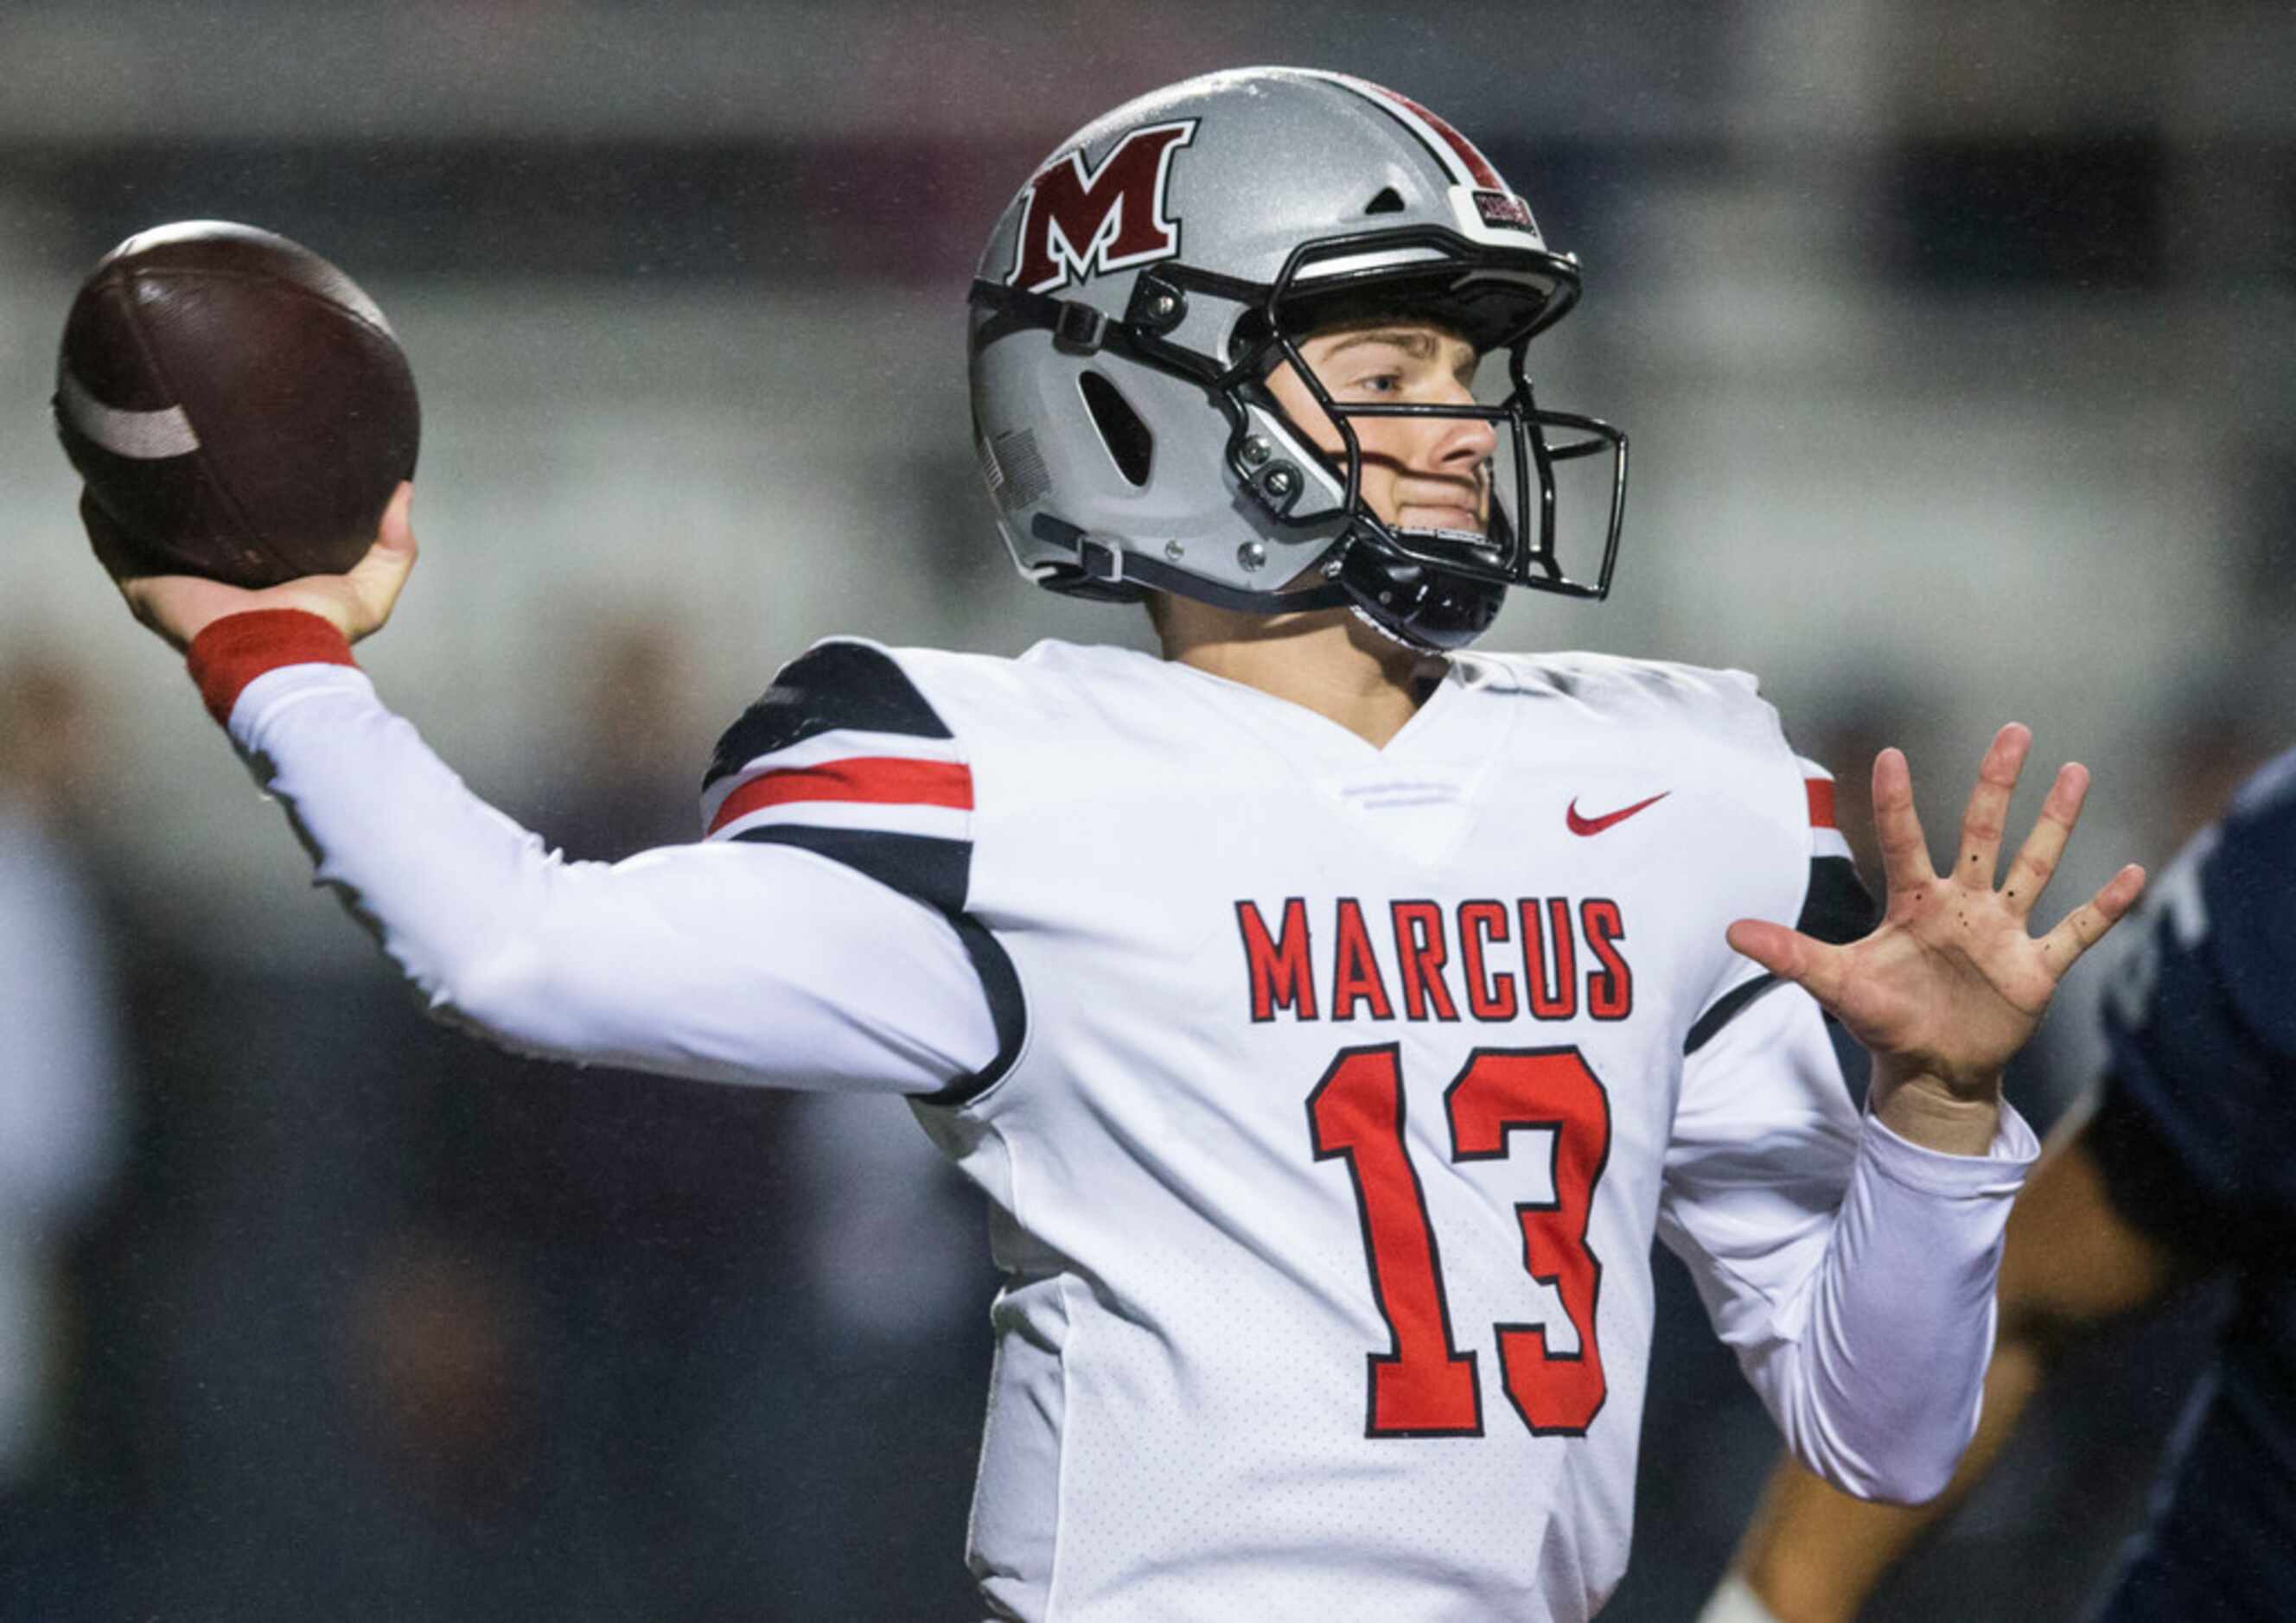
[1726,920,1849,1012]
[1999,761,2089,919]
[86,481,420,653]
[374,481,418,561]
[1869,746,1936,899]
[344,482,418,642]
[2038,863,2146,971]
[1952,723,2031,891]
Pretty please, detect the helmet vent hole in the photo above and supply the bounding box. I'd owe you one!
[1364,187,1406,215]
[1079,370,1153,488]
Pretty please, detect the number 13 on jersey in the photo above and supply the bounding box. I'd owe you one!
[1308,1044,1610,1439]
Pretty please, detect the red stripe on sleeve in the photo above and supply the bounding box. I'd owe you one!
[707,757,973,836]
[187,609,357,727]
[1806,778,1838,831]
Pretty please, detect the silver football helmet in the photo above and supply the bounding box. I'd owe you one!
[967,66,1627,652]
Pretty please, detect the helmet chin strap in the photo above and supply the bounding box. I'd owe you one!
[1332,535,1508,652]
[1346,602,1425,652]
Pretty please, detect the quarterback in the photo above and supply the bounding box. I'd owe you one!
[96,69,2142,1622]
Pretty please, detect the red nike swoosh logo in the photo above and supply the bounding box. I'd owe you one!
[1566,792,1670,836]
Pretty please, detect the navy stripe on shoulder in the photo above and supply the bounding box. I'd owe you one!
[921,917,1027,1107]
[731,824,1025,1103]
[1801,854,1878,946]
[1684,975,1783,1055]
[705,641,951,792]
[731,824,969,916]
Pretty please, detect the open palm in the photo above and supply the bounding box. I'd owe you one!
[1729,725,2146,1101]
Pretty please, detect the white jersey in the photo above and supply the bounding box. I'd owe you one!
[200,620,2038,1623]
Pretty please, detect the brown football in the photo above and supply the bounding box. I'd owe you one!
[54,220,419,587]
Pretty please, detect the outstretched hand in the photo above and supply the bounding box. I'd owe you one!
[1727,725,2146,1152]
[92,481,418,653]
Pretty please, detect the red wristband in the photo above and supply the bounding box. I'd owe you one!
[186,609,357,726]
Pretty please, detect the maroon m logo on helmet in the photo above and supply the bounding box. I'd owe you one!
[1007,120,1197,295]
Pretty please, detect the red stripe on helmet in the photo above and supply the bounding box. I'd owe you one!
[1379,87,1503,190]
[1328,73,1504,190]
[1806,778,1838,831]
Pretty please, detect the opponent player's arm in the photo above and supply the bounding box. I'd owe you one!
[108,490,1002,1097]
[1719,1109,2181,1623]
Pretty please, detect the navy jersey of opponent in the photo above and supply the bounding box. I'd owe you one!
[2089,747,2296,1621]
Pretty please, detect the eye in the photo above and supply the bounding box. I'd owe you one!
[1352,372,1401,396]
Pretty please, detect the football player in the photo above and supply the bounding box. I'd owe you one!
[95,68,2145,1622]
[1707,748,2296,1623]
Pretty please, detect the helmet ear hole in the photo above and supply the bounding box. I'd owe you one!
[1078,371,1154,488]
[1363,186,1406,215]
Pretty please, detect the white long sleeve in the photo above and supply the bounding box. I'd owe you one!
[1657,983,2038,1504]
[225,659,1000,1095]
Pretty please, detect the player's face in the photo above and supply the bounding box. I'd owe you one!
[1265,320,1496,538]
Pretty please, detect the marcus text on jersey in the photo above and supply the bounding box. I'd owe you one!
[1235,896,1635,1024]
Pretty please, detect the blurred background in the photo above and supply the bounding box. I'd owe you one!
[1,2,2291,1617]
